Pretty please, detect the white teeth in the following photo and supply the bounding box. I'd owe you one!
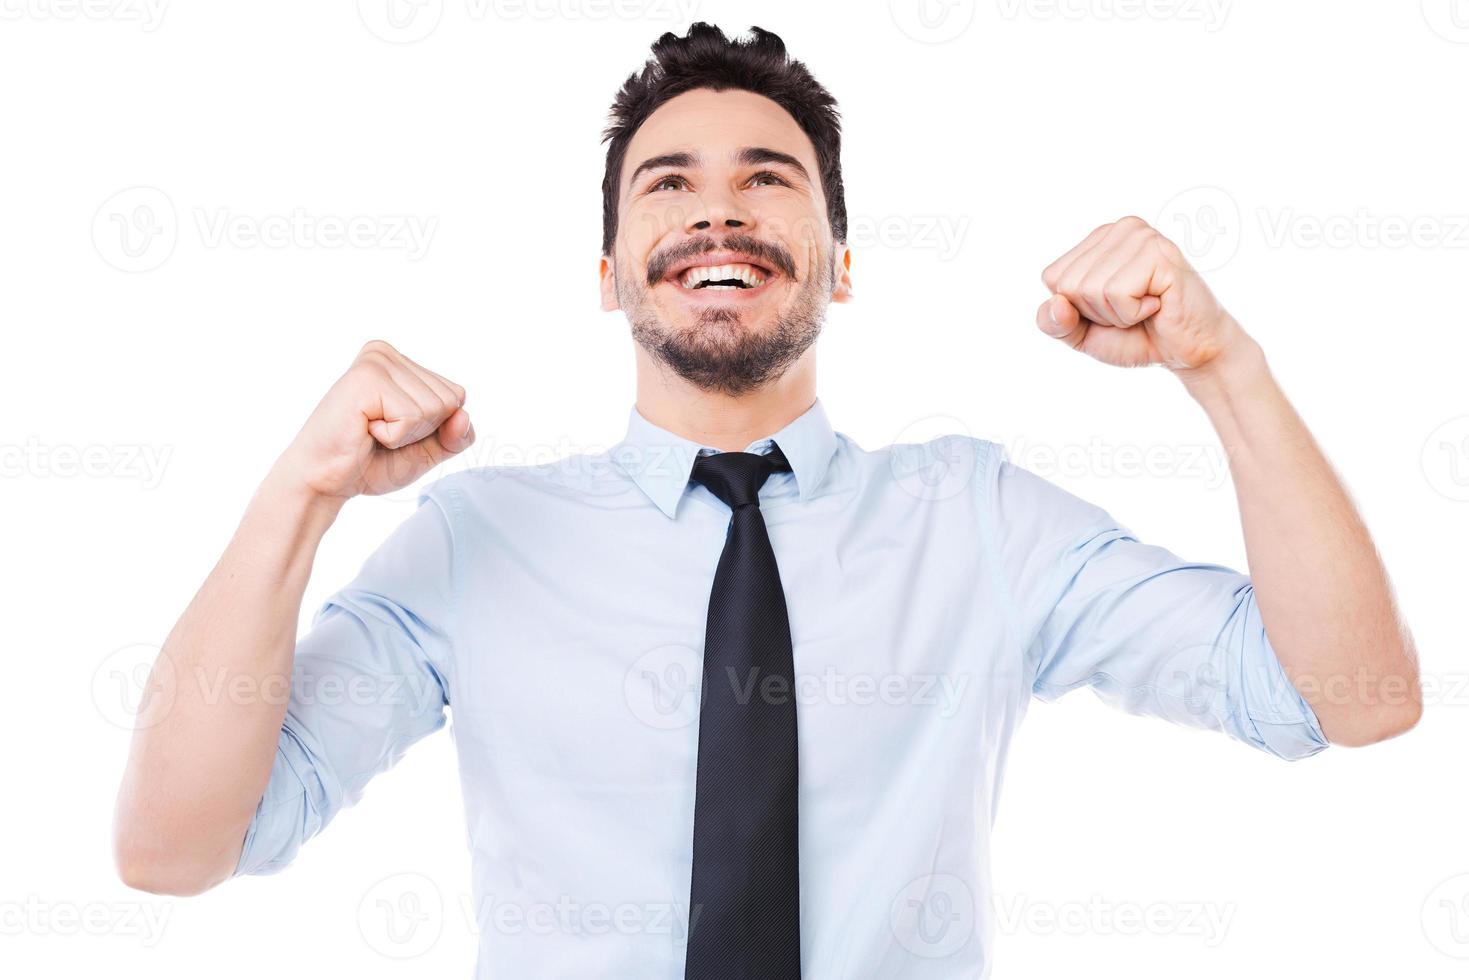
[679,262,768,289]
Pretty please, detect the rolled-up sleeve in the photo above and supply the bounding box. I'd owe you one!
[990,451,1327,761]
[234,484,461,876]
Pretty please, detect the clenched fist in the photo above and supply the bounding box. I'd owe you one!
[272,340,474,500]
[1037,216,1249,372]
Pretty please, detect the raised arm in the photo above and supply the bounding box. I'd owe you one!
[112,341,473,895]
[1035,216,1421,747]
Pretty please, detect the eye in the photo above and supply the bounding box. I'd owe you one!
[748,171,789,188]
[648,174,688,193]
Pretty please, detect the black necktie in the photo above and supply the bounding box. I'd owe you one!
[684,444,801,980]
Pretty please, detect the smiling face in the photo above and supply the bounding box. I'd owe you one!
[600,87,852,396]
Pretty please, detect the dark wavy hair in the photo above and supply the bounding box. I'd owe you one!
[600,22,847,256]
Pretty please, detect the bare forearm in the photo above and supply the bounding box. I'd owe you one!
[111,342,471,896]
[113,466,344,894]
[1178,330,1421,745]
[1035,217,1421,744]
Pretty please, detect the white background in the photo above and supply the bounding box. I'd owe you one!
[3,1,1468,977]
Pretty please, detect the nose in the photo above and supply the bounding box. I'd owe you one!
[692,216,745,230]
[686,184,751,233]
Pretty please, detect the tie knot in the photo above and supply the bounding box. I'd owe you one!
[690,443,792,510]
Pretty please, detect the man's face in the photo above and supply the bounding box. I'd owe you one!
[600,87,852,396]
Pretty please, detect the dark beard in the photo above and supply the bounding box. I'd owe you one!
[622,251,831,397]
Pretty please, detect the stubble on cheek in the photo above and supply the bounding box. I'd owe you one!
[612,226,835,396]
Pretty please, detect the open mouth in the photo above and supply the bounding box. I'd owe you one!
[663,254,780,297]
[677,262,771,290]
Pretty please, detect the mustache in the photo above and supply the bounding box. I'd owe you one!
[644,233,798,286]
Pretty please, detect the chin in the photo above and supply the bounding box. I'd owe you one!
[689,308,782,342]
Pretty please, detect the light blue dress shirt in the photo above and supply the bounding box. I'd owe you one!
[234,396,1327,978]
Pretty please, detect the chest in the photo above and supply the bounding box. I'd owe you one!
[444,490,1022,805]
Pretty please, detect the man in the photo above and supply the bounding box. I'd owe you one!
[113,22,1421,979]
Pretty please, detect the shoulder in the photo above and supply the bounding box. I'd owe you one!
[418,449,640,515]
[852,428,1005,505]
[858,427,1118,537]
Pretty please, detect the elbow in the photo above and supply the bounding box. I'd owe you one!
[115,859,207,898]
[115,844,231,897]
[1313,638,1424,747]
[1323,695,1423,747]
[113,815,237,897]
[1368,697,1423,744]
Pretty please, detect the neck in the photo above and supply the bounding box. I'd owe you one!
[633,347,818,453]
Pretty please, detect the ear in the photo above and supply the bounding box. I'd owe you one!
[599,255,621,312]
[829,243,853,303]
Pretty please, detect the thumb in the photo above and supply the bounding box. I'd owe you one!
[1037,293,1086,342]
[431,407,475,459]
[1132,295,1163,324]
[378,407,475,480]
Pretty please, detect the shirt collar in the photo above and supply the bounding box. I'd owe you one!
[610,397,839,519]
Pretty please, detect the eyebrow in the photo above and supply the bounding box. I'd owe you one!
[735,146,810,182]
[626,151,698,189]
[626,146,812,190]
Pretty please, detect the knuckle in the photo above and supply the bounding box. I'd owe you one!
[359,338,397,358]
[351,359,392,386]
